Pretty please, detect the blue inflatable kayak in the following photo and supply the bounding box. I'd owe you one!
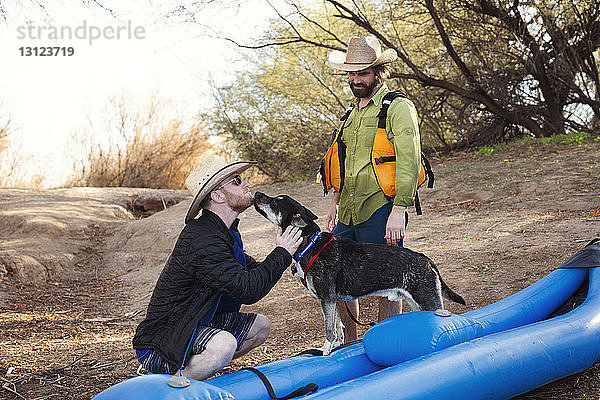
[93,239,600,400]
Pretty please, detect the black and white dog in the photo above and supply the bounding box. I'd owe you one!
[253,192,466,355]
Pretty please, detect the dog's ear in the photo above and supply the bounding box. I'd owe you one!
[302,208,318,221]
[291,213,308,228]
[288,197,318,221]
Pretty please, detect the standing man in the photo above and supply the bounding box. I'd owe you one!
[323,36,422,342]
[133,155,302,380]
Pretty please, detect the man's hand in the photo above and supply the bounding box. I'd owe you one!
[385,206,406,246]
[276,226,303,256]
[326,191,340,232]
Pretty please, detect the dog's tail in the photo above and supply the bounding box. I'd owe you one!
[441,280,466,305]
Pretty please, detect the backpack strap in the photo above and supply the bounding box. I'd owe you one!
[377,91,407,129]
[340,106,353,121]
[336,106,353,193]
[420,152,435,189]
[327,106,353,145]
[414,192,422,215]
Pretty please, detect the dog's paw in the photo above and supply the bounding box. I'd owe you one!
[332,339,344,350]
[320,340,334,356]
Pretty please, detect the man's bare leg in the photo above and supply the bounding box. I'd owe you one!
[337,300,358,342]
[181,313,271,380]
[181,331,237,380]
[378,298,402,322]
[234,313,270,358]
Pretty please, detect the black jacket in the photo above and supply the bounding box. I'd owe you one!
[132,209,292,369]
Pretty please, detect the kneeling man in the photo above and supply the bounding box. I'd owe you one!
[133,155,302,380]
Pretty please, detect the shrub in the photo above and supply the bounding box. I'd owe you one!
[69,95,211,189]
[473,145,497,156]
[538,131,590,146]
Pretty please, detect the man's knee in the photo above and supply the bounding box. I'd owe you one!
[209,330,238,359]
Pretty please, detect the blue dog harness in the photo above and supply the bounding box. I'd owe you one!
[293,232,322,262]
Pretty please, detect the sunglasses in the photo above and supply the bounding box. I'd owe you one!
[217,175,243,189]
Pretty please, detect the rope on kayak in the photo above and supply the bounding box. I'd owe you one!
[242,367,318,399]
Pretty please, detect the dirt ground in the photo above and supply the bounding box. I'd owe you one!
[1,138,599,400]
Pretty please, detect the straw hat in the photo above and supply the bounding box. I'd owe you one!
[329,36,397,72]
[184,155,256,223]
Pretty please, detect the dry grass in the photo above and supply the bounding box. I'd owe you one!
[69,94,212,190]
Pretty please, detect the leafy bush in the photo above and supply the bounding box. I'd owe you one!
[538,131,590,145]
[473,131,592,158]
[473,145,497,156]
[72,123,209,189]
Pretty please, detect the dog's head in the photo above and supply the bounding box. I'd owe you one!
[253,192,319,234]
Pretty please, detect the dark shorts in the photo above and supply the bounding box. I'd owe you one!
[333,202,406,246]
[137,312,257,374]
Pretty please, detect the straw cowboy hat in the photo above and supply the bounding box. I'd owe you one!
[184,155,256,223]
[329,36,397,72]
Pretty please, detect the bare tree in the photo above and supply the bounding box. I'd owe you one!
[0,114,28,187]
[0,118,8,155]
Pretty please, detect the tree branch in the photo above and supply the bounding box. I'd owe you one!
[424,0,479,88]
[298,58,346,110]
[87,0,116,18]
[215,35,308,49]
[287,1,346,48]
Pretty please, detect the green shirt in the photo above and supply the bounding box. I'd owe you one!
[338,84,421,225]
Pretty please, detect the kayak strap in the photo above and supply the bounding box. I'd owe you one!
[242,367,318,399]
[296,348,324,356]
[294,338,364,358]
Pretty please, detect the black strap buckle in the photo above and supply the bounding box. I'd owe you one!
[374,156,396,165]
[242,367,318,399]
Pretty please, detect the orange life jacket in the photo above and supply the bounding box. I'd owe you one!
[318,91,434,214]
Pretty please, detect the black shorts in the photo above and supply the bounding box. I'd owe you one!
[137,312,257,374]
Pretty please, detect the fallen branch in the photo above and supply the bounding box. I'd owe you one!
[134,292,152,302]
[486,221,502,233]
[89,360,119,370]
[124,309,143,318]
[5,354,88,386]
[442,199,475,208]
[0,376,26,399]
[52,354,88,372]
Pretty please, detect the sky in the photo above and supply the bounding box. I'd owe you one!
[0,0,282,187]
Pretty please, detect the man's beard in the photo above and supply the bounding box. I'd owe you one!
[350,79,378,98]
[224,190,253,213]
